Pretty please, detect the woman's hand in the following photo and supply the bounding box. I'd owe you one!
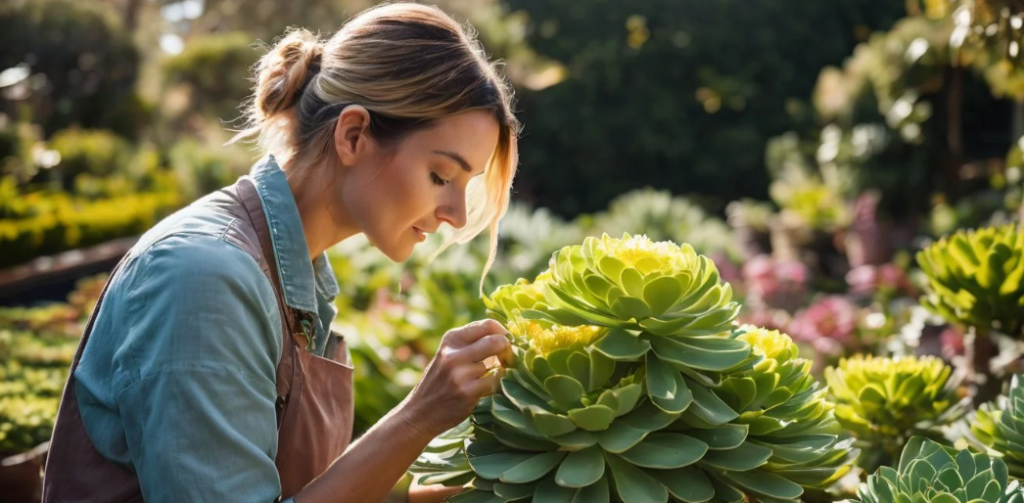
[296,319,512,503]
[402,319,512,440]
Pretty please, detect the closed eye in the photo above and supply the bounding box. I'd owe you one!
[430,172,449,186]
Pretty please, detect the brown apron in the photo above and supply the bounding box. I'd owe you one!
[41,177,354,502]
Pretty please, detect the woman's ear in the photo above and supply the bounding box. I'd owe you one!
[334,105,372,166]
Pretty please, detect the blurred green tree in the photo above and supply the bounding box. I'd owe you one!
[810,11,1018,225]
[161,31,258,124]
[504,0,908,217]
[0,0,149,139]
[152,0,365,44]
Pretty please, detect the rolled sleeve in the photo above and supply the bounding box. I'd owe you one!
[112,233,286,503]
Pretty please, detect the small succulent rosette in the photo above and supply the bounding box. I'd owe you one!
[824,354,969,471]
[853,436,1024,503]
[916,224,1024,336]
[541,233,740,338]
[973,374,1024,479]
[488,234,751,414]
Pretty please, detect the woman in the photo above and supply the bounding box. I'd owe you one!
[41,3,519,503]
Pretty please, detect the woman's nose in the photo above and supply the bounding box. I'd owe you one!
[437,194,468,230]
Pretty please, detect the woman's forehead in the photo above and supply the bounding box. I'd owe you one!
[403,111,499,175]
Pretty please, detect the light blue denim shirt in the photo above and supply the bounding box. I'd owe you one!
[74,155,339,503]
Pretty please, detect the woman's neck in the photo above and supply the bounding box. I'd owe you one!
[283,156,360,260]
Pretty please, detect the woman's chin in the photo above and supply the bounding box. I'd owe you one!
[376,241,416,263]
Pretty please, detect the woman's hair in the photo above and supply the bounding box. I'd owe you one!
[232,2,520,280]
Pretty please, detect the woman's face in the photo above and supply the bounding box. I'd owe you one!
[337,110,500,262]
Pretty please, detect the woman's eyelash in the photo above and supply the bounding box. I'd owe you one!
[430,172,449,186]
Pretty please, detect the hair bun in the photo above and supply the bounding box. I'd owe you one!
[253,28,323,121]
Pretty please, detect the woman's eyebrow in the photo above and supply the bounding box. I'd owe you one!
[433,150,472,172]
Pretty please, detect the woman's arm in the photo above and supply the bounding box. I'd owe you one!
[113,236,294,503]
[296,320,511,503]
[113,235,507,503]
[296,403,443,503]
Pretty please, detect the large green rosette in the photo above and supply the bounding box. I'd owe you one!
[413,237,852,503]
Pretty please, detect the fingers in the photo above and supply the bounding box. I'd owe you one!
[457,333,512,364]
[498,339,515,367]
[445,319,508,346]
[453,361,489,382]
[467,367,504,397]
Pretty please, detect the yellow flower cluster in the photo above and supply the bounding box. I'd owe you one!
[736,325,799,363]
[594,233,694,274]
[830,354,950,389]
[509,317,605,355]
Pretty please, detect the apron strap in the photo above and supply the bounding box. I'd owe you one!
[236,176,303,423]
[41,246,140,503]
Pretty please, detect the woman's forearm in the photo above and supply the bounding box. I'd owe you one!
[295,399,436,503]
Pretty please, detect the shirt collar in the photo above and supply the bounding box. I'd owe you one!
[248,155,340,314]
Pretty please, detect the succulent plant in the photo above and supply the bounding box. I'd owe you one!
[0,395,59,453]
[853,436,1024,503]
[916,224,1024,337]
[412,321,853,503]
[768,170,851,232]
[702,326,854,500]
[499,318,645,439]
[485,270,558,325]
[0,346,69,454]
[541,233,741,338]
[972,374,1024,478]
[487,235,749,415]
[0,287,94,455]
[824,355,968,471]
[410,314,665,503]
[416,237,853,503]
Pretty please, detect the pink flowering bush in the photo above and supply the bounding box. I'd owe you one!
[940,325,966,360]
[845,263,915,298]
[741,254,810,311]
[789,295,859,357]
